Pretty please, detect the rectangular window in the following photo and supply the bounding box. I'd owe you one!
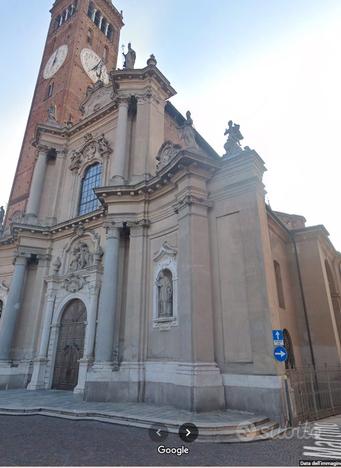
[274,260,285,309]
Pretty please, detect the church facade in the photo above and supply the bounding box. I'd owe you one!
[0,0,340,423]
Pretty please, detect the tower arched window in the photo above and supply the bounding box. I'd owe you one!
[101,18,107,34]
[107,24,114,41]
[47,82,54,98]
[87,2,95,19]
[94,10,101,27]
[87,29,93,46]
[0,300,3,319]
[78,163,102,216]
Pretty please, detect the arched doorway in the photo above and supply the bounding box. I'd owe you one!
[52,299,86,390]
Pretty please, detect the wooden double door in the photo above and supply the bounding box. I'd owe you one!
[52,299,86,391]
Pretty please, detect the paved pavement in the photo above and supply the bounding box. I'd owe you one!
[0,414,312,466]
[0,389,277,442]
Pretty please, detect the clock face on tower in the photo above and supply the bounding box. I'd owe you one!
[80,48,109,85]
[43,45,68,79]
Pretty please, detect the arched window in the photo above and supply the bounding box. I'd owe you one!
[94,10,101,27]
[107,24,114,41]
[87,29,93,45]
[283,329,295,369]
[78,163,102,216]
[87,2,95,19]
[101,18,107,34]
[274,260,285,309]
[54,15,61,30]
[0,300,3,319]
[47,82,54,98]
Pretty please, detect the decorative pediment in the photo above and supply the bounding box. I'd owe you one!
[80,82,114,118]
[156,141,182,171]
[153,241,177,263]
[69,134,112,172]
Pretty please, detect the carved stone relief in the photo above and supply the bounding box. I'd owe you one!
[156,141,182,171]
[69,134,112,173]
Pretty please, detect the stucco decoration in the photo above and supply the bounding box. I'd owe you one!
[61,228,103,277]
[80,83,114,118]
[156,141,182,171]
[152,241,178,330]
[63,274,86,293]
[69,242,93,272]
[69,133,112,173]
[0,281,9,314]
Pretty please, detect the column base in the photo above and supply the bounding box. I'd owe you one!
[27,357,48,390]
[73,358,90,395]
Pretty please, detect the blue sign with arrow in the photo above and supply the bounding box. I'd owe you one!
[273,345,288,362]
[272,329,284,346]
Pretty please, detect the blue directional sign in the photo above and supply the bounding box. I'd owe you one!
[272,329,284,346]
[273,346,288,362]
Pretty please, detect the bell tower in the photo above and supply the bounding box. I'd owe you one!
[6,0,123,223]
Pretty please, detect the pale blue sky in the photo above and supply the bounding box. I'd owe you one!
[0,0,340,247]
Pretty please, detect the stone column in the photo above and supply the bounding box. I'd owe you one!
[27,287,56,390]
[131,96,150,183]
[0,255,27,361]
[94,224,120,365]
[74,284,100,394]
[111,98,129,184]
[120,223,148,400]
[84,284,100,359]
[26,148,48,218]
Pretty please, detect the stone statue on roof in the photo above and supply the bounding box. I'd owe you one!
[223,120,244,157]
[179,111,198,149]
[123,43,136,69]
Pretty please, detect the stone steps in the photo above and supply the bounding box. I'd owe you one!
[0,405,281,443]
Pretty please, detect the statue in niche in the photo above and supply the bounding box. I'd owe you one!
[47,103,57,122]
[179,111,198,149]
[223,120,244,156]
[123,43,136,69]
[157,270,173,318]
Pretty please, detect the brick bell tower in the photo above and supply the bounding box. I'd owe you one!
[5,0,123,223]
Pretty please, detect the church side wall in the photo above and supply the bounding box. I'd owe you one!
[267,219,312,368]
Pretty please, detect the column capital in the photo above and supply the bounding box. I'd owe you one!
[116,96,130,107]
[128,219,150,238]
[103,221,119,239]
[36,145,49,155]
[13,252,29,266]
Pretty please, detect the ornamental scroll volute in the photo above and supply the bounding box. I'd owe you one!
[69,133,112,173]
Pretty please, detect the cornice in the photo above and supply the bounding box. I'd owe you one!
[112,64,176,99]
[95,150,220,205]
